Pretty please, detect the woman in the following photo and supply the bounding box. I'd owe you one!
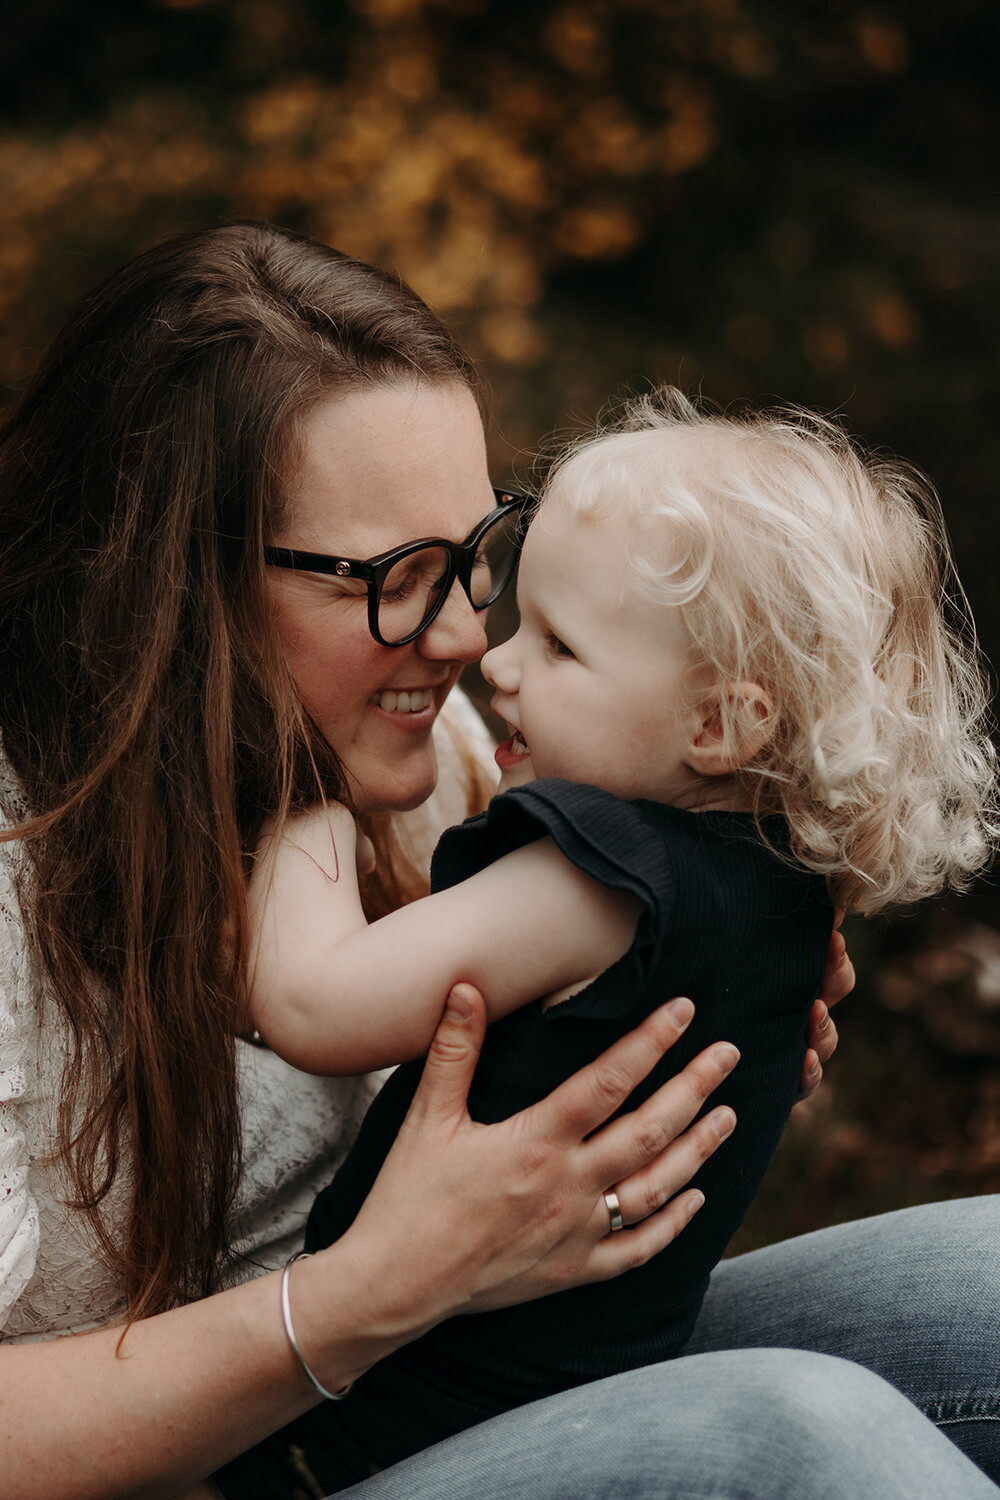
[0,221,995,1500]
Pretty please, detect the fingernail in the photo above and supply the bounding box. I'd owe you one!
[686,1190,705,1220]
[446,988,473,1023]
[665,997,694,1029]
[714,1043,740,1075]
[808,1058,821,1077]
[713,1107,737,1141]
[816,1003,830,1032]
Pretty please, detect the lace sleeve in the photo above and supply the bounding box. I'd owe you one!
[0,842,41,1333]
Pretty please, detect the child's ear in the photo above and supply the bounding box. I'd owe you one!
[687,683,775,776]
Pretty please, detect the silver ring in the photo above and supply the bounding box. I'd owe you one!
[603,1188,625,1233]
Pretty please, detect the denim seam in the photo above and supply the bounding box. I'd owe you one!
[921,1397,1000,1425]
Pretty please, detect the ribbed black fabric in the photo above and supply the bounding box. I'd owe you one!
[216,779,832,1498]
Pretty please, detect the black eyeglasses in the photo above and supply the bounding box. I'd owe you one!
[264,488,530,647]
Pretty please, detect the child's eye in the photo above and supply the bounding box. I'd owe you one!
[546,632,575,660]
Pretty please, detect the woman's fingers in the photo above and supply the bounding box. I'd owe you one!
[797,1044,823,1101]
[376,990,737,1317]
[363,992,744,1319]
[820,920,855,1010]
[409,982,488,1124]
[579,1104,737,1280]
[530,996,700,1146]
[584,1188,709,1280]
[796,997,840,1101]
[608,1105,737,1227]
[578,1035,740,1192]
[807,998,839,1067]
[795,917,851,1102]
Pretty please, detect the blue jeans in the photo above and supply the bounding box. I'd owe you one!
[339,1197,1000,1498]
[687,1196,1000,1477]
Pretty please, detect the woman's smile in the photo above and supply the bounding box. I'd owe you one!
[365,682,449,731]
[368,687,436,715]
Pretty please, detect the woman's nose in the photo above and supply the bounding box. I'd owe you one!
[417,579,488,665]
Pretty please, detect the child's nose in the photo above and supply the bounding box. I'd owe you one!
[481,639,519,693]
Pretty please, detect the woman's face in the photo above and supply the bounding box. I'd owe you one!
[268,381,494,815]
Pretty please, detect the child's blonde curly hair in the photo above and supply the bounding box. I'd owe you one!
[543,387,998,915]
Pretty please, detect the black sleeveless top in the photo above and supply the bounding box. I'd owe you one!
[217,780,833,1496]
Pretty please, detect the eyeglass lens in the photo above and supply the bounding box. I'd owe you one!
[378,545,453,643]
[377,505,522,644]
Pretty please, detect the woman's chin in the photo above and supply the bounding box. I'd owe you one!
[347,746,440,816]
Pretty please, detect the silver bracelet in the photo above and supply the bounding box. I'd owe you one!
[280,1250,353,1401]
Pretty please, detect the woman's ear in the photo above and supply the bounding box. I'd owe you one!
[687,682,775,776]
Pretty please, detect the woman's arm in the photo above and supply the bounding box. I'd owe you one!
[249,802,641,1074]
[1,986,737,1500]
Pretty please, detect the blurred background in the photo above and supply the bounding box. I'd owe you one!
[4,0,1000,1249]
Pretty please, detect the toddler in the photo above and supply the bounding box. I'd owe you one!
[218,389,996,1497]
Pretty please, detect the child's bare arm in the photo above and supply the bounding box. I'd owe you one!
[249,802,641,1075]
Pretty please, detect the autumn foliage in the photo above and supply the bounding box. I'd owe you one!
[4,0,1000,1245]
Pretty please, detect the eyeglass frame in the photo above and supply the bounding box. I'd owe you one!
[263,487,531,647]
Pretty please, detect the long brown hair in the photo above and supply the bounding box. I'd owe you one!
[0,221,482,1321]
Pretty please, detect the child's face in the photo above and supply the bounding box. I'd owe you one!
[481,494,706,804]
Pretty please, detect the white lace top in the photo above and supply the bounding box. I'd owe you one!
[0,689,495,1344]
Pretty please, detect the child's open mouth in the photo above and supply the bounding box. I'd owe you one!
[494,728,531,771]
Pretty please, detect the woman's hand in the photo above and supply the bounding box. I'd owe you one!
[797,911,854,1102]
[339,983,738,1337]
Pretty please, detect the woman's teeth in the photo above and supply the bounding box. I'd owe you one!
[370,688,433,714]
[510,731,530,756]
